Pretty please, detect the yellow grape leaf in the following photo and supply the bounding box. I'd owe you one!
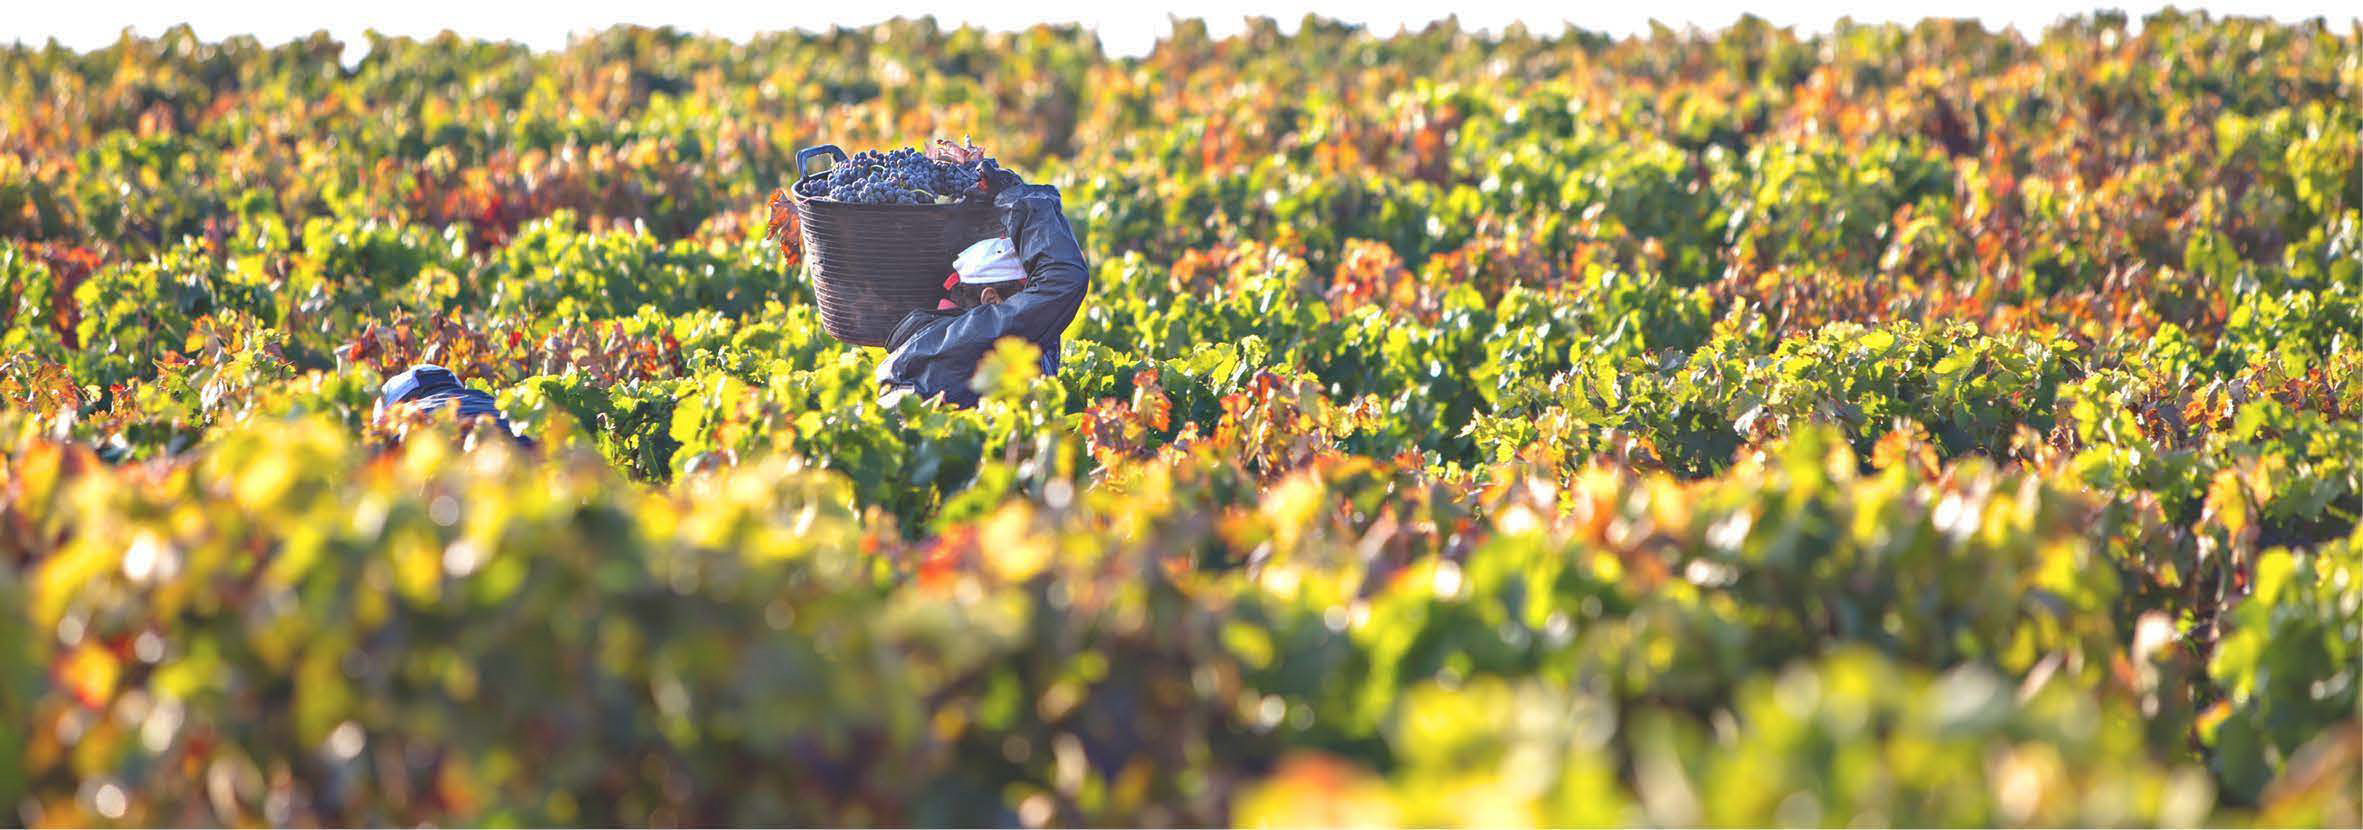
[2205,469,2249,538]
[979,503,1051,582]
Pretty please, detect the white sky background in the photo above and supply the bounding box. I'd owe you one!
[4,0,2356,58]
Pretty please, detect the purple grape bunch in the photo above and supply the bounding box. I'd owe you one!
[798,146,997,205]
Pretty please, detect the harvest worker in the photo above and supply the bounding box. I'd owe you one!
[875,154,1090,408]
[375,364,535,448]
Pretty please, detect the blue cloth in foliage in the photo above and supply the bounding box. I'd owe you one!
[876,181,1090,407]
[378,364,533,446]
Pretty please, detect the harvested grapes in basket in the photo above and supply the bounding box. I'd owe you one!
[793,142,1008,205]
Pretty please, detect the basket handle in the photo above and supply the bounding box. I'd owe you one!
[796,144,848,178]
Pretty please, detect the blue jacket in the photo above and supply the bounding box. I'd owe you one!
[876,183,1090,407]
[378,365,533,446]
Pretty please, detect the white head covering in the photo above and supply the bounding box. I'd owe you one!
[952,237,1027,285]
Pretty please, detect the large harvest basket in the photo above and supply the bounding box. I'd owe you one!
[790,144,1002,347]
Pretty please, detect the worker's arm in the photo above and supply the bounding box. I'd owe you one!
[982,182,1092,363]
